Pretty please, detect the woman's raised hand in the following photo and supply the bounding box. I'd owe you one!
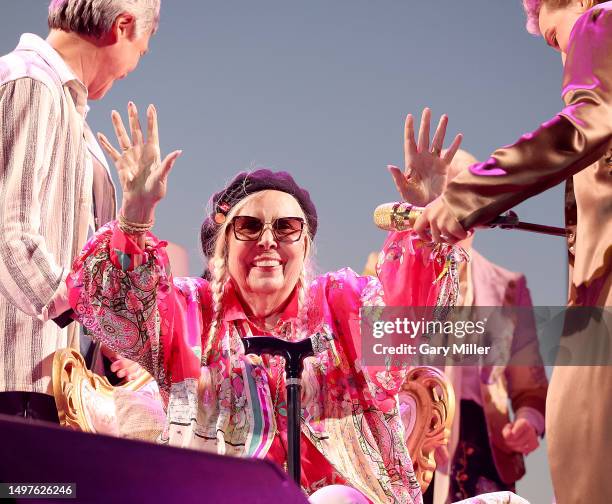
[388,108,462,207]
[97,102,181,222]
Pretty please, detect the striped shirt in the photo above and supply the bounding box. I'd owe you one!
[0,33,116,395]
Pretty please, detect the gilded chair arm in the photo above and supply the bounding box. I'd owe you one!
[399,366,456,492]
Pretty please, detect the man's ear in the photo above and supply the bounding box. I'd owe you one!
[113,13,137,41]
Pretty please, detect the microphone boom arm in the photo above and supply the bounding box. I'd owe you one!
[488,210,566,237]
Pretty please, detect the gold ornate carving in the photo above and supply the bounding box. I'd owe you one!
[400,366,456,493]
[52,348,153,433]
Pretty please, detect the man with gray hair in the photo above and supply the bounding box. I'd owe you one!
[0,0,161,422]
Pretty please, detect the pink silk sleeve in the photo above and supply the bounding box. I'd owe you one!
[329,230,461,405]
[67,221,204,392]
[377,230,461,308]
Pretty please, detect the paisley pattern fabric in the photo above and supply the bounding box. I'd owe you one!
[67,221,461,504]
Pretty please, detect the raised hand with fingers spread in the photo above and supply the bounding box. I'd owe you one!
[97,102,182,225]
[388,107,463,207]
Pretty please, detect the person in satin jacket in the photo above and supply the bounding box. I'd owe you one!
[403,2,612,502]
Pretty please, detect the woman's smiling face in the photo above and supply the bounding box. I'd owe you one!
[227,190,307,303]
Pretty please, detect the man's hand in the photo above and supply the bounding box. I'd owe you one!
[413,196,469,243]
[501,418,540,455]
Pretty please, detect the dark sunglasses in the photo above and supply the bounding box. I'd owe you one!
[231,216,305,242]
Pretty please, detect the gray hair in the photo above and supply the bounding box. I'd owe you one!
[48,0,160,38]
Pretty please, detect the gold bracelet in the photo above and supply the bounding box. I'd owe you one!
[118,222,151,235]
[118,213,154,235]
[119,213,154,228]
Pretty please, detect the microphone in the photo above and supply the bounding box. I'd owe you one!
[373,202,423,231]
[373,202,566,237]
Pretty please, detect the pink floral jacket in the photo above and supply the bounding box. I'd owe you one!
[68,222,457,504]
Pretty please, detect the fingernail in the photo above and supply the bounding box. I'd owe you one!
[128,101,134,108]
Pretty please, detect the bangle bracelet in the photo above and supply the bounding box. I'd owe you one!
[119,213,154,228]
[118,222,151,235]
[118,213,154,235]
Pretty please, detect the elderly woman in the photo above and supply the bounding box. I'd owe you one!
[67,103,463,504]
[411,1,612,502]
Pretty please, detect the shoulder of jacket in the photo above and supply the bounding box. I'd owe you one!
[0,51,63,102]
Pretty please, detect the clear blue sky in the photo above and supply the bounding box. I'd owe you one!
[2,1,570,500]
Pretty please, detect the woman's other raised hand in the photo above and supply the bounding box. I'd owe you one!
[388,107,462,207]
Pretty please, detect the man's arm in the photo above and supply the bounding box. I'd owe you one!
[0,78,68,320]
[441,7,612,230]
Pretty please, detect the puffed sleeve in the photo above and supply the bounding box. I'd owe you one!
[326,231,462,406]
[377,230,463,307]
[67,221,205,392]
[440,5,612,230]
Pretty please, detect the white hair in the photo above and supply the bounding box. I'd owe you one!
[48,0,160,38]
